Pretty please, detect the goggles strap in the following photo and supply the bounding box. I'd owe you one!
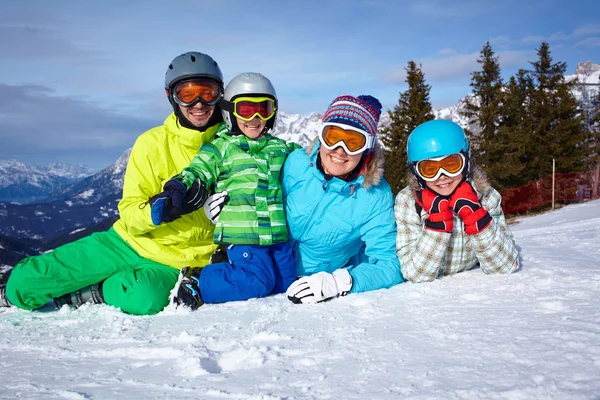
[220,99,234,112]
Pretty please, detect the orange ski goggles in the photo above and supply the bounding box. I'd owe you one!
[416,153,465,181]
[171,79,222,107]
[319,123,373,155]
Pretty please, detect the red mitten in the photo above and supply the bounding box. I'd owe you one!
[415,189,453,233]
[449,181,492,235]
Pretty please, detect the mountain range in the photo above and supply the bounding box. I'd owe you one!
[0,160,97,203]
[0,61,598,266]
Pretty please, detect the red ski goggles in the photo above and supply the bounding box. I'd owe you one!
[319,123,373,155]
[171,79,222,107]
[229,97,277,121]
[415,153,465,181]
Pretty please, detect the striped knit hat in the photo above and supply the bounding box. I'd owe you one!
[322,95,382,139]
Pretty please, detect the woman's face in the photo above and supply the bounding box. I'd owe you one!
[425,173,462,196]
[319,145,363,178]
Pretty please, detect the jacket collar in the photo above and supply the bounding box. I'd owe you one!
[214,125,270,155]
[163,113,221,149]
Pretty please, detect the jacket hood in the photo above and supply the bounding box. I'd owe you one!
[407,163,492,194]
[306,137,385,189]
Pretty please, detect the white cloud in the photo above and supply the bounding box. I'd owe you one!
[520,24,600,46]
[572,24,600,37]
[575,37,600,47]
[438,48,458,56]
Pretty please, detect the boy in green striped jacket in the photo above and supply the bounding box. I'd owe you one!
[150,73,299,309]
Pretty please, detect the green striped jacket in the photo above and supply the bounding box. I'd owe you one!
[178,123,299,246]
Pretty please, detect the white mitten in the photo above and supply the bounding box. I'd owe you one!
[203,191,229,224]
[286,269,353,304]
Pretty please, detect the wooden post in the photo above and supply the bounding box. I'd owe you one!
[552,159,555,210]
[593,161,600,199]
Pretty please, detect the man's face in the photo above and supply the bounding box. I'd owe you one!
[178,102,215,128]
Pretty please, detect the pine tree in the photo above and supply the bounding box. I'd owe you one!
[589,90,600,197]
[461,41,506,187]
[524,42,587,180]
[492,72,532,189]
[380,61,434,194]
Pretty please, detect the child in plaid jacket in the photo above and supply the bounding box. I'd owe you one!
[395,120,519,282]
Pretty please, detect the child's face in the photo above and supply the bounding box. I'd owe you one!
[425,173,462,196]
[236,116,267,139]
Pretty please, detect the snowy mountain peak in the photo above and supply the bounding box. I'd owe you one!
[576,60,600,77]
[46,162,97,179]
[113,148,131,176]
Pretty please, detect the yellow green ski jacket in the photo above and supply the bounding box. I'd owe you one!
[113,113,220,270]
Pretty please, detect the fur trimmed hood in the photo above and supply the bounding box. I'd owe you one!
[407,163,492,195]
[306,137,385,189]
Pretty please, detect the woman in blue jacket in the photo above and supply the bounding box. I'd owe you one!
[283,95,404,304]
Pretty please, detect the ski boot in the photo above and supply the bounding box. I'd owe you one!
[170,267,204,310]
[54,283,105,309]
[209,245,229,264]
[0,284,11,308]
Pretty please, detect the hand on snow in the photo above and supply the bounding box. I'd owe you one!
[287,269,353,304]
[415,189,453,233]
[203,191,230,224]
[448,181,492,235]
[149,178,208,225]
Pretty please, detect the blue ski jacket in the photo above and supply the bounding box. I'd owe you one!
[282,139,404,294]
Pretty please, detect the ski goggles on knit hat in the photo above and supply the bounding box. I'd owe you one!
[415,153,465,182]
[229,97,276,121]
[171,79,222,107]
[319,123,374,156]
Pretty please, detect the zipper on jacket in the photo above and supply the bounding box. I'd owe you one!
[297,184,326,241]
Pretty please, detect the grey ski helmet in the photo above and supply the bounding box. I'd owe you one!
[165,52,224,109]
[220,72,278,132]
[165,51,223,89]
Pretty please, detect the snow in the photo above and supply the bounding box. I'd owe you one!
[75,189,95,200]
[2,200,600,399]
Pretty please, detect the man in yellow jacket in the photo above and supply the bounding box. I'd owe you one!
[1,52,223,315]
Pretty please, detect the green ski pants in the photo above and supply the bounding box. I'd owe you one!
[6,228,179,315]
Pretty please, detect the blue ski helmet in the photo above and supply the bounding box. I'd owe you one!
[407,119,469,163]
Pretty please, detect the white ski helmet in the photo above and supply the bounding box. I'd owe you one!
[220,72,278,132]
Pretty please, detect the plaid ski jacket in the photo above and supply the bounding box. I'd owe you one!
[394,166,520,282]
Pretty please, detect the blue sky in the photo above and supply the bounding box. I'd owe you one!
[1,0,599,169]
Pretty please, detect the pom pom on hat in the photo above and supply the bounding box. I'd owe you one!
[322,94,382,138]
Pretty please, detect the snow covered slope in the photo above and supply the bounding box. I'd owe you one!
[1,201,599,399]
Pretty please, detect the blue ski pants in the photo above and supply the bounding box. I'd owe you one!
[199,242,296,304]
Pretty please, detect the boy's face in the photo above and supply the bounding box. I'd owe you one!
[236,116,267,139]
